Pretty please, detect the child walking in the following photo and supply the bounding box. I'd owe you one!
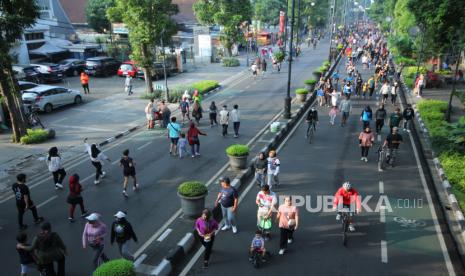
[120,149,138,198]
[329,106,338,125]
[16,233,35,276]
[177,133,188,158]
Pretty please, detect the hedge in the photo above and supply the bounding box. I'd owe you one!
[93,259,134,276]
[191,80,220,94]
[222,57,240,67]
[226,144,249,156]
[20,129,50,144]
[178,181,208,197]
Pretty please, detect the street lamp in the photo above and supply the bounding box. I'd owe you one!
[284,0,296,119]
[160,29,169,101]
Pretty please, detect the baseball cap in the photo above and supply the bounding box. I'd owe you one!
[114,211,126,219]
[219,176,230,184]
[85,213,99,221]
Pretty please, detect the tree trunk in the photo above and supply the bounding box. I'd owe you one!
[141,44,153,94]
[0,56,28,142]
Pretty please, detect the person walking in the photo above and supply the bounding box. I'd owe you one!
[16,233,35,276]
[375,104,387,139]
[177,133,188,158]
[231,104,241,138]
[82,213,109,271]
[19,222,67,276]
[219,105,229,137]
[276,196,299,255]
[160,101,171,128]
[266,150,280,190]
[215,177,238,234]
[330,89,340,107]
[359,127,375,162]
[195,209,219,269]
[12,173,44,230]
[187,122,206,158]
[145,99,155,129]
[360,105,373,129]
[251,63,258,78]
[111,211,138,261]
[208,101,218,127]
[367,75,375,97]
[391,81,399,105]
[192,90,202,105]
[402,104,415,132]
[192,100,203,125]
[125,75,133,95]
[329,105,338,125]
[261,58,267,74]
[46,147,66,190]
[120,149,139,198]
[339,96,352,127]
[254,152,267,187]
[84,138,111,185]
[380,81,390,104]
[256,184,277,240]
[389,107,403,132]
[167,117,181,156]
[179,97,190,125]
[80,72,90,94]
[67,174,88,222]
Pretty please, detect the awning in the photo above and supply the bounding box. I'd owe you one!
[29,42,67,56]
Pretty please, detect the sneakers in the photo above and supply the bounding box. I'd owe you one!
[133,184,139,191]
[365,157,368,162]
[287,238,293,244]
[195,152,201,156]
[34,217,44,224]
[192,155,195,158]
[232,226,238,234]
[101,171,106,178]
[123,190,128,198]
[278,249,285,255]
[361,157,364,161]
[336,213,341,220]
[221,225,230,231]
[68,217,75,223]
[348,224,356,232]
[55,183,63,189]
[81,211,89,217]
[94,180,100,185]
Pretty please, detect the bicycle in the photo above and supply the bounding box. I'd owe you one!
[306,120,316,144]
[338,208,353,247]
[26,106,45,129]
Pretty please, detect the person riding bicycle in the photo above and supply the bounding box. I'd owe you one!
[383,126,403,165]
[306,107,319,136]
[249,230,267,261]
[333,182,361,232]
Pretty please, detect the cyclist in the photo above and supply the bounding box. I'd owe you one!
[383,126,403,165]
[333,182,361,232]
[249,230,267,261]
[305,107,319,137]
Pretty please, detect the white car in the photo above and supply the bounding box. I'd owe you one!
[22,85,83,113]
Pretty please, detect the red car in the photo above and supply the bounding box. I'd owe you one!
[117,61,138,77]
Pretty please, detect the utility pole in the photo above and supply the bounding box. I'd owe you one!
[284,0,296,119]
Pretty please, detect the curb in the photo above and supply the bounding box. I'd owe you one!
[146,48,345,275]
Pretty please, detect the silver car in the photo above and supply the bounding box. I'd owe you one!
[22,85,83,113]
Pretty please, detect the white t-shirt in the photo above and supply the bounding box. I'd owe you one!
[231,109,240,122]
[256,191,277,212]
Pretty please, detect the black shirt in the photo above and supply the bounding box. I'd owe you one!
[12,183,31,206]
[306,110,319,122]
[386,133,403,149]
[403,107,415,120]
[120,157,135,172]
[17,244,34,264]
[219,187,238,208]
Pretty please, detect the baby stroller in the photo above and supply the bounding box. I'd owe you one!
[258,216,272,240]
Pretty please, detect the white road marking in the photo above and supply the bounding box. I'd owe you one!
[37,195,58,209]
[399,97,456,275]
[50,117,68,124]
[379,181,384,194]
[50,124,112,132]
[137,141,152,151]
[381,240,388,263]
[112,159,120,165]
[380,206,386,223]
[156,228,172,242]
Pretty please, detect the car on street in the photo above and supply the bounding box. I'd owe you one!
[85,56,121,77]
[22,85,83,113]
[117,61,139,77]
[30,63,65,83]
[18,81,39,94]
[58,58,86,76]
[12,65,43,83]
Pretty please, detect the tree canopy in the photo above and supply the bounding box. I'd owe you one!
[252,0,285,26]
[86,0,116,33]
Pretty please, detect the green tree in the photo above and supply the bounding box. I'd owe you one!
[194,0,253,56]
[0,0,39,142]
[302,0,329,30]
[252,0,285,26]
[108,0,178,96]
[86,0,116,33]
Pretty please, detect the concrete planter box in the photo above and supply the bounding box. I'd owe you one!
[312,72,322,80]
[178,193,207,218]
[296,93,308,102]
[305,84,316,92]
[228,154,249,170]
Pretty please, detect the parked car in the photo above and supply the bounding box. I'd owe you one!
[136,62,176,80]
[22,85,82,113]
[12,65,43,83]
[58,59,86,76]
[30,63,64,83]
[18,81,39,94]
[117,61,138,77]
[85,56,120,77]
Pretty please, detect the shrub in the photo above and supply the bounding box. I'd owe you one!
[304,79,317,85]
[395,56,416,66]
[226,144,249,156]
[20,129,50,145]
[191,80,220,95]
[222,57,240,67]
[274,51,285,62]
[322,60,330,67]
[403,66,427,78]
[93,259,134,276]
[295,88,308,95]
[178,181,208,197]
[319,66,327,72]
[440,152,465,191]
[417,100,447,114]
[139,90,162,100]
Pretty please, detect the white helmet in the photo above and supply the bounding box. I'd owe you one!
[342,181,351,189]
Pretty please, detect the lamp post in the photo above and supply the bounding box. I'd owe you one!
[160,29,169,101]
[283,0,289,53]
[328,0,336,62]
[284,0,296,119]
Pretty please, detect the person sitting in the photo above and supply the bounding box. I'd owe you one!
[249,230,267,261]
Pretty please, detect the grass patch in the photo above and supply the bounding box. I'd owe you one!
[191,80,220,94]
[20,129,50,144]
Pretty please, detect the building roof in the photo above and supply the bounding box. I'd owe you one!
[59,0,88,24]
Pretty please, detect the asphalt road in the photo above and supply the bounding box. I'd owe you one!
[0,43,330,275]
[182,58,464,276]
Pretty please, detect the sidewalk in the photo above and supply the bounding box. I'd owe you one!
[0,57,251,193]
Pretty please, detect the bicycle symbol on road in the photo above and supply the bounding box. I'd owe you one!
[393,217,426,228]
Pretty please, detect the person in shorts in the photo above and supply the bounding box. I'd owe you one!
[167,117,181,155]
[177,133,188,159]
[120,149,138,198]
[16,233,36,276]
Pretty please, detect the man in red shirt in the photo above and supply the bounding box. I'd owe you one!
[333,182,361,231]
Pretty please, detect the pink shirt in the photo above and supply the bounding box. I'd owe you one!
[278,204,298,229]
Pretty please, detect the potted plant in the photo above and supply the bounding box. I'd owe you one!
[274,51,285,63]
[226,144,249,169]
[304,79,317,91]
[178,181,208,218]
[295,88,309,102]
[93,259,135,276]
[322,60,331,67]
[319,66,328,75]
